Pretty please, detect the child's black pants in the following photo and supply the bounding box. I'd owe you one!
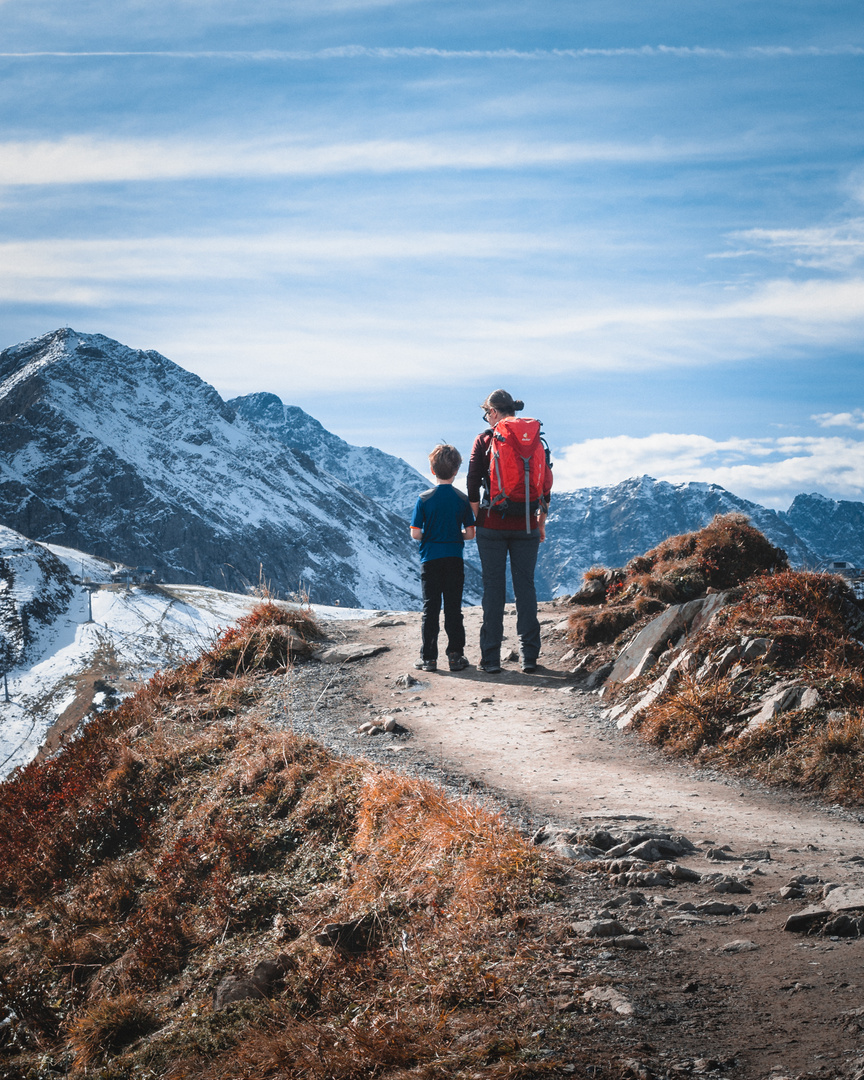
[420,556,465,661]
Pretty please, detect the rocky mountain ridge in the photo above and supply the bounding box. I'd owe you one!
[0,328,860,605]
[538,475,861,597]
[229,392,427,520]
[0,329,426,608]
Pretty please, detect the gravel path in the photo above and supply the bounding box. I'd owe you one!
[254,603,864,1080]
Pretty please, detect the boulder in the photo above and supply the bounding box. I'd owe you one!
[713,878,750,894]
[823,914,863,937]
[740,636,773,661]
[213,975,266,1011]
[314,913,383,957]
[740,681,819,736]
[823,885,864,913]
[627,837,688,862]
[584,661,614,690]
[570,578,607,606]
[212,955,292,1011]
[572,919,628,938]
[718,939,759,953]
[696,901,741,916]
[612,658,686,730]
[783,906,828,933]
[314,643,390,664]
[606,592,728,689]
[583,986,635,1016]
[610,935,649,951]
[557,843,607,861]
[668,863,701,882]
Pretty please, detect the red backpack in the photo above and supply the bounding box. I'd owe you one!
[487,417,552,532]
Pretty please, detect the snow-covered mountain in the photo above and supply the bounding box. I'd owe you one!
[1,328,859,608]
[229,392,427,520]
[781,492,864,569]
[538,475,825,597]
[0,329,425,608]
[0,525,74,673]
[0,525,376,780]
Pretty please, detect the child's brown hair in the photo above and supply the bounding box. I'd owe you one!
[429,444,462,480]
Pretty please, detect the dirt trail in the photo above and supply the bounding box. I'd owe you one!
[356,603,864,858]
[315,602,864,1079]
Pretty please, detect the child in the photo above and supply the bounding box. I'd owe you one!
[410,444,476,672]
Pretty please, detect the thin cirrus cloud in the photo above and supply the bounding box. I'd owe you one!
[3,238,863,381]
[0,134,730,186]
[712,219,864,270]
[1,45,863,60]
[0,232,564,288]
[466,277,864,351]
[551,432,864,507]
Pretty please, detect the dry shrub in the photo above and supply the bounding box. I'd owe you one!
[634,596,666,617]
[68,995,158,1065]
[631,569,864,803]
[173,1015,426,1080]
[628,572,678,603]
[154,775,558,1079]
[569,604,638,646]
[346,773,542,918]
[1,598,613,1079]
[583,565,609,581]
[629,513,788,603]
[718,706,864,805]
[0,602,322,905]
[568,516,786,650]
[204,602,323,679]
[636,676,740,755]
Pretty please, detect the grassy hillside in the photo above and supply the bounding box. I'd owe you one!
[568,515,864,805]
[0,604,611,1079]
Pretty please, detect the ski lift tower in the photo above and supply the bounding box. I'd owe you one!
[81,579,100,623]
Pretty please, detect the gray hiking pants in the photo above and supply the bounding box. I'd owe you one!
[476,526,541,667]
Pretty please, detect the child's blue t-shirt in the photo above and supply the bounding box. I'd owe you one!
[410,484,475,563]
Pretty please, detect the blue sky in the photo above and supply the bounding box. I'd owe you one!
[1,0,863,508]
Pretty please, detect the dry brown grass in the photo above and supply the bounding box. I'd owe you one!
[68,996,158,1066]
[569,604,639,646]
[637,675,741,756]
[630,570,864,803]
[0,602,614,1079]
[643,512,787,592]
[568,514,787,648]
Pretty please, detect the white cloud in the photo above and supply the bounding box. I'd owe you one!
[0,232,565,285]
[0,133,745,186]
[714,219,864,271]
[813,408,864,431]
[2,44,863,60]
[551,432,864,507]
[3,236,864,396]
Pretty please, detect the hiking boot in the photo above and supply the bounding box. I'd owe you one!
[521,660,539,673]
[479,660,502,674]
[413,659,437,672]
[448,655,469,672]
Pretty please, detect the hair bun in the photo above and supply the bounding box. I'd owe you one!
[513,399,525,411]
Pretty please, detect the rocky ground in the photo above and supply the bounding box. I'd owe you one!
[258,601,864,1080]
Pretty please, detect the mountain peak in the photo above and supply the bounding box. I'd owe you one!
[0,329,429,607]
[230,391,426,520]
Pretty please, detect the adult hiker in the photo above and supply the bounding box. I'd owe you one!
[466,389,553,674]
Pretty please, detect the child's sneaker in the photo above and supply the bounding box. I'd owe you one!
[448,654,469,671]
[413,659,437,672]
